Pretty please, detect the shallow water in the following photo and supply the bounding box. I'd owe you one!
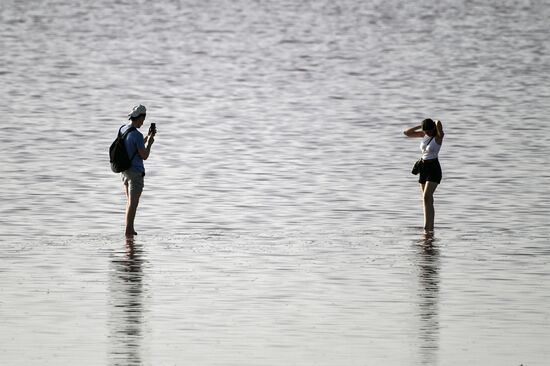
[1,0,549,365]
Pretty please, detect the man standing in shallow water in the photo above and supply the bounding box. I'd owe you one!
[120,104,155,237]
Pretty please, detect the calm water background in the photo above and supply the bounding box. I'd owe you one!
[1,0,549,365]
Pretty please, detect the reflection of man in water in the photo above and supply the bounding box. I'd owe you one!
[108,239,146,365]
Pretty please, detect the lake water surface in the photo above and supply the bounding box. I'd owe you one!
[1,0,549,365]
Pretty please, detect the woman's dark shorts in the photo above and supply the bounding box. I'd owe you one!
[419,158,442,184]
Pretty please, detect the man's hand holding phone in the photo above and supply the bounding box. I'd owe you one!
[149,123,157,136]
[146,123,156,146]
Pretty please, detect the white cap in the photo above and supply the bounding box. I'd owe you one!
[128,104,147,118]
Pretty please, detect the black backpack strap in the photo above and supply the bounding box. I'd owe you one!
[119,126,138,162]
[119,125,136,139]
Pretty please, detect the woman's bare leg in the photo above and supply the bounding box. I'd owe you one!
[421,181,439,231]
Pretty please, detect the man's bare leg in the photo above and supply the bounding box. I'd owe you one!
[124,183,140,237]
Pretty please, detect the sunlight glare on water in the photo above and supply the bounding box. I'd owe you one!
[1,0,549,365]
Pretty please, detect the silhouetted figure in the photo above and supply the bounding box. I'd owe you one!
[118,104,155,237]
[404,119,445,232]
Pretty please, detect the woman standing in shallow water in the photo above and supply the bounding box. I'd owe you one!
[404,119,445,232]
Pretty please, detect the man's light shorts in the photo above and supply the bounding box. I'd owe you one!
[122,169,144,196]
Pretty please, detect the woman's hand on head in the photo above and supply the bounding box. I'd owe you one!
[435,120,444,143]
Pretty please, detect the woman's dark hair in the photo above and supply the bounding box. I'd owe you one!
[421,118,436,131]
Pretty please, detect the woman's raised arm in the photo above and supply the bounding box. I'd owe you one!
[435,120,444,144]
[403,124,424,138]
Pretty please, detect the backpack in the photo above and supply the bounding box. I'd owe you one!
[109,126,137,173]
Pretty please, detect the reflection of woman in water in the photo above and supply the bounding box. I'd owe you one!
[416,232,440,365]
[404,119,445,231]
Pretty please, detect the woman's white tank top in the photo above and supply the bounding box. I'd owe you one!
[420,135,441,160]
